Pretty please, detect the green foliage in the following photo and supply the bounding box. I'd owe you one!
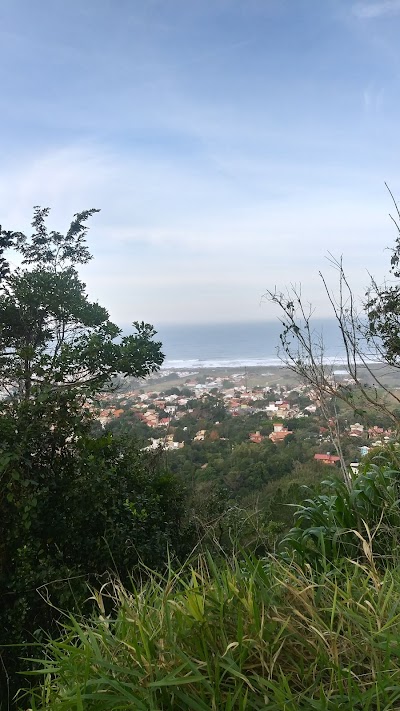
[169,427,317,501]
[361,441,400,471]
[105,409,152,444]
[366,192,400,368]
[0,394,192,706]
[244,460,329,529]
[283,464,400,567]
[0,208,163,400]
[184,478,283,559]
[188,393,227,423]
[0,206,181,709]
[26,551,400,710]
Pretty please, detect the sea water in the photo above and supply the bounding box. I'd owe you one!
[155,320,348,370]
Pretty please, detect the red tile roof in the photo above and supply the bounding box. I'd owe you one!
[314,453,340,465]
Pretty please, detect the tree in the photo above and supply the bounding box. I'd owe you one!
[267,188,400,486]
[0,207,169,707]
[366,186,400,368]
[0,207,163,400]
[196,393,227,422]
[0,394,193,708]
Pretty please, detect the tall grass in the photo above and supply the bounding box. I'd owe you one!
[25,550,400,710]
[23,463,400,710]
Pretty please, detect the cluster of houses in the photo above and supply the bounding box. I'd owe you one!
[96,372,396,458]
[348,422,394,446]
[99,376,309,425]
[98,392,190,429]
[95,376,309,450]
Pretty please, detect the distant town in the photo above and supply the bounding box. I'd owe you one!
[95,367,396,472]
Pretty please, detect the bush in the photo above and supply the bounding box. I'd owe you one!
[282,464,400,567]
[0,395,193,707]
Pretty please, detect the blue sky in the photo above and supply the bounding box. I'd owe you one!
[1,0,400,326]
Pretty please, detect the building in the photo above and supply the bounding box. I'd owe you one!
[314,453,341,466]
[143,437,184,452]
[269,423,292,443]
[249,430,264,444]
[349,423,364,437]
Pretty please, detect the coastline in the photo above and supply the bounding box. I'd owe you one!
[140,360,400,395]
[160,356,380,371]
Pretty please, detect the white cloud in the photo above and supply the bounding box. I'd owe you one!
[0,141,394,324]
[353,0,400,18]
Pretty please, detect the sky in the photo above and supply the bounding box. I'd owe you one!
[1,0,400,327]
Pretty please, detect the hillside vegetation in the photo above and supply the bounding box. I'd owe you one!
[26,462,400,710]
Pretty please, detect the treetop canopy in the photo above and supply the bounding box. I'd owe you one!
[0,207,164,400]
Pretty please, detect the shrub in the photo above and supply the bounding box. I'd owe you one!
[282,464,400,568]
[0,395,192,708]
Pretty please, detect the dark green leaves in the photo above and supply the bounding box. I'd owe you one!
[17,206,99,267]
[0,208,164,399]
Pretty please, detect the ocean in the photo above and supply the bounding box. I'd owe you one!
[155,320,347,370]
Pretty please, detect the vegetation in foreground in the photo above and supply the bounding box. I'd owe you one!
[24,462,400,710]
